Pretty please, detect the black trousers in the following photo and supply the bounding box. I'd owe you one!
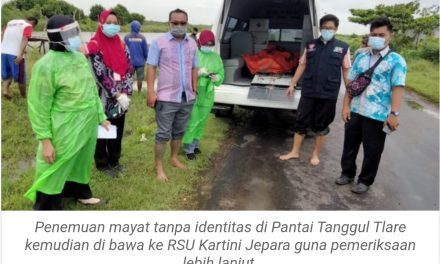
[95,114,125,169]
[340,112,387,186]
[294,96,337,136]
[34,182,92,210]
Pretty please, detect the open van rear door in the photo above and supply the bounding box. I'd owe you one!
[213,0,319,112]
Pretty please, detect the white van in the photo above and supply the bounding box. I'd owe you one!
[212,0,319,115]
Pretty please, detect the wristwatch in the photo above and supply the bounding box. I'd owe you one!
[391,111,400,116]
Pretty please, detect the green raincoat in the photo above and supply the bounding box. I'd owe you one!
[183,50,224,145]
[25,50,107,202]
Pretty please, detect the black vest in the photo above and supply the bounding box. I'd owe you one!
[301,38,349,100]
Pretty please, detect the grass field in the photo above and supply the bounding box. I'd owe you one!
[406,58,439,105]
[1,49,229,210]
[2,44,438,210]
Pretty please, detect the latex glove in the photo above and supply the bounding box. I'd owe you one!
[116,93,130,111]
[198,67,208,76]
[209,74,219,82]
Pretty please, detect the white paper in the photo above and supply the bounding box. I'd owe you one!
[98,125,117,139]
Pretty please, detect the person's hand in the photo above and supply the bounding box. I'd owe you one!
[116,93,130,111]
[341,106,351,123]
[198,67,208,76]
[147,90,157,108]
[209,74,219,82]
[386,114,399,131]
[15,55,23,64]
[41,139,56,164]
[101,120,111,131]
[286,84,296,97]
[79,44,88,55]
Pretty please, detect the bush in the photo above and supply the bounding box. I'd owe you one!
[406,58,439,104]
[1,3,25,28]
[400,48,419,60]
[389,33,413,52]
[418,37,439,63]
[336,34,363,55]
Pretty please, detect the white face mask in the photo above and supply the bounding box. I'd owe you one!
[200,46,214,53]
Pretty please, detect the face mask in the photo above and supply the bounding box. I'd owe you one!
[170,26,187,38]
[368,36,386,50]
[49,36,81,52]
[321,29,335,41]
[102,24,120,37]
[65,36,81,52]
[200,46,214,53]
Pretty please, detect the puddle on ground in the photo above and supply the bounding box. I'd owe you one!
[3,159,36,180]
[406,100,424,110]
[240,134,256,148]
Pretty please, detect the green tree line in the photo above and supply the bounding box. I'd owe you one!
[1,0,210,32]
[348,0,439,63]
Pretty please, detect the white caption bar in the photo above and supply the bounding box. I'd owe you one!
[1,211,439,264]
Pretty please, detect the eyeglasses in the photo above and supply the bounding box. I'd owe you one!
[170,21,187,26]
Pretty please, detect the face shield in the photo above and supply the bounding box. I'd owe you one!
[46,21,82,52]
[47,21,81,42]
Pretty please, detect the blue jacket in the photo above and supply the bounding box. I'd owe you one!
[124,21,148,67]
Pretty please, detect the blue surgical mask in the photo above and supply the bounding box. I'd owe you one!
[200,46,214,53]
[368,36,386,50]
[66,36,81,52]
[102,24,120,37]
[321,29,335,41]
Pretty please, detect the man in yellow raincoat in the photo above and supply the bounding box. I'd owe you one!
[26,15,110,210]
[182,30,224,160]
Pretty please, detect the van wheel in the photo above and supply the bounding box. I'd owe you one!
[213,105,234,118]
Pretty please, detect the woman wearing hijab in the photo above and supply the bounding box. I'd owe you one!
[182,30,224,160]
[26,15,110,210]
[84,10,134,176]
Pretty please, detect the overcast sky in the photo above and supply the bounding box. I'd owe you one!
[65,0,438,34]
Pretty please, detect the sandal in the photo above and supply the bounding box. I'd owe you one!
[77,197,106,205]
[3,93,12,100]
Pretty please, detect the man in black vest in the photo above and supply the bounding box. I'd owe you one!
[280,14,351,166]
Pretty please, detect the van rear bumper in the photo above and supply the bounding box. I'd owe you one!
[214,84,301,110]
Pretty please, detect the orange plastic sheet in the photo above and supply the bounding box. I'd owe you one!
[243,45,300,75]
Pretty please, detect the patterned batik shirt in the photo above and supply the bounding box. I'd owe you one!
[89,45,134,119]
[349,46,407,122]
